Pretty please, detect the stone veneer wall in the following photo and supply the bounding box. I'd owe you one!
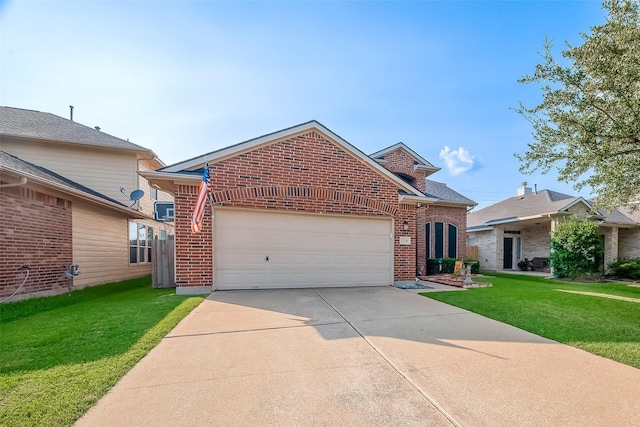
[618,228,640,259]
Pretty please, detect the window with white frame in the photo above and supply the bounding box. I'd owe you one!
[129,222,154,264]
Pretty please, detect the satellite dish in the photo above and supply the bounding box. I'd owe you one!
[130,189,145,201]
[119,187,145,208]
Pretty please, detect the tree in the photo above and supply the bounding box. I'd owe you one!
[515,0,640,212]
[549,217,604,279]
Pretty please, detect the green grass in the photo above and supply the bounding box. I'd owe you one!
[422,273,640,369]
[0,276,205,427]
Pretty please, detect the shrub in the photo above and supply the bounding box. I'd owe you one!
[426,258,479,275]
[549,217,604,279]
[608,258,640,280]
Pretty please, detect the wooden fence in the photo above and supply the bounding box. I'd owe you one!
[467,245,479,260]
[151,239,175,288]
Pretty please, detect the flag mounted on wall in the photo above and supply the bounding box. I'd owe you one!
[191,164,210,233]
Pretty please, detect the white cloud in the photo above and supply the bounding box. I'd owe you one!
[439,146,475,176]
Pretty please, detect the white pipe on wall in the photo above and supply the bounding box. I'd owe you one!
[0,177,28,188]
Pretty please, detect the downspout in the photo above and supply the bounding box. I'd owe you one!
[0,177,28,188]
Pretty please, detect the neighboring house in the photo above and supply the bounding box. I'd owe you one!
[0,106,174,301]
[142,120,475,294]
[467,182,640,272]
[615,204,640,260]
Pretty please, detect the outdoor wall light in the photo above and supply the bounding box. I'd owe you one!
[403,221,409,232]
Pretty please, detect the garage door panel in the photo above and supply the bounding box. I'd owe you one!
[214,209,393,290]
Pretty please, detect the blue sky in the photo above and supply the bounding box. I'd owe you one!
[1,0,606,209]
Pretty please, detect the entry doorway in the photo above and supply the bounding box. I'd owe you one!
[503,237,513,269]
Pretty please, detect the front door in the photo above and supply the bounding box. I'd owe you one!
[503,237,513,269]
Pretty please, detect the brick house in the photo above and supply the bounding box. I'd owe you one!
[0,107,173,301]
[143,121,475,293]
[467,183,640,272]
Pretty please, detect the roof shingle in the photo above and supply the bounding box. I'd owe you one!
[425,179,476,206]
[469,189,639,227]
[468,189,579,227]
[0,106,148,152]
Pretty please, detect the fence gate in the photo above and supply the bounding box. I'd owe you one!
[151,239,175,288]
[467,245,479,260]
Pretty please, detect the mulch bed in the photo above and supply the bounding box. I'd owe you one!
[419,274,492,288]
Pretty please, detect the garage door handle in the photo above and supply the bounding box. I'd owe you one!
[265,256,269,262]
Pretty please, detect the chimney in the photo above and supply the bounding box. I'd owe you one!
[516,181,532,196]
[69,105,74,121]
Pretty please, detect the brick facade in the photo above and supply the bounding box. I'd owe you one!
[174,130,421,290]
[378,148,426,193]
[416,205,469,275]
[376,147,469,276]
[619,228,640,259]
[173,130,472,290]
[0,186,73,300]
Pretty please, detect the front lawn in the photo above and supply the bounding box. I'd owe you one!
[0,276,205,427]
[422,273,640,369]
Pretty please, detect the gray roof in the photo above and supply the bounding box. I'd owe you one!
[425,179,476,206]
[602,208,638,225]
[0,106,149,152]
[1,150,127,207]
[593,203,640,225]
[617,205,640,223]
[468,189,581,228]
[469,189,639,228]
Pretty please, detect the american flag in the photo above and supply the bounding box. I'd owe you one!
[190,164,210,233]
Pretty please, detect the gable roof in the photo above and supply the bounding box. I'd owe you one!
[425,179,476,206]
[468,189,640,230]
[616,204,640,223]
[0,106,161,163]
[158,120,431,199]
[369,142,441,175]
[468,189,586,228]
[600,207,639,225]
[0,150,148,218]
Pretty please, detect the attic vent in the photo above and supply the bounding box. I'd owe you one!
[94,126,101,131]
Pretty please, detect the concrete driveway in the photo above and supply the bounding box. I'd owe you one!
[76,287,640,426]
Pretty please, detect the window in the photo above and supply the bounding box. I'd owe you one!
[129,221,154,264]
[434,222,444,259]
[151,187,158,200]
[425,223,431,259]
[147,227,154,261]
[468,234,476,247]
[447,224,458,258]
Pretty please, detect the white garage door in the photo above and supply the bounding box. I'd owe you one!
[214,209,393,290]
